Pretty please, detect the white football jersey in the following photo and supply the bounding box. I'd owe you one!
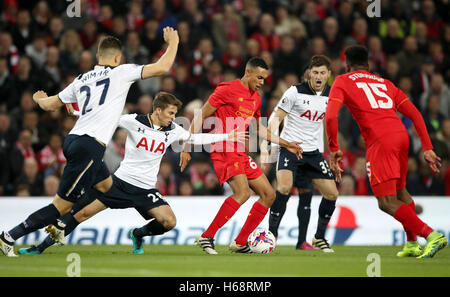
[273,82,330,152]
[58,64,144,145]
[114,114,228,189]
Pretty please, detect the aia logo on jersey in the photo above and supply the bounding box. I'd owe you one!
[136,137,165,154]
[300,110,325,122]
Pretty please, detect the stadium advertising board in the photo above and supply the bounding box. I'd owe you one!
[1,197,449,246]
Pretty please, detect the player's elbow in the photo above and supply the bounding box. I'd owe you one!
[155,64,171,75]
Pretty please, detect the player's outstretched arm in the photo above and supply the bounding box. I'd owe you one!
[33,90,64,111]
[141,27,179,79]
[184,128,248,145]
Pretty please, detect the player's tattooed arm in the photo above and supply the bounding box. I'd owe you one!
[257,118,302,159]
[33,90,64,111]
[180,102,217,172]
[261,108,286,163]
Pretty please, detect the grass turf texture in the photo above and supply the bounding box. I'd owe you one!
[1,244,449,277]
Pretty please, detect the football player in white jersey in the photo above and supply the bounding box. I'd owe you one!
[18,92,247,255]
[261,55,339,252]
[0,28,179,257]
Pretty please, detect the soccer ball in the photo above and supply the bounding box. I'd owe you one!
[247,228,276,254]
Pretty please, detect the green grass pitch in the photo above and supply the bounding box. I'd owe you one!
[1,244,449,277]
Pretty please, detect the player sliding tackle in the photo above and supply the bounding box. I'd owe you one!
[326,45,447,258]
[180,57,303,254]
[18,92,247,255]
[0,27,180,257]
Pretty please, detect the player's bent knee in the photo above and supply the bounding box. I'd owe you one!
[324,190,339,201]
[94,176,113,193]
[277,185,292,196]
[74,208,92,223]
[233,189,251,204]
[163,216,177,231]
[261,188,276,204]
[377,196,396,214]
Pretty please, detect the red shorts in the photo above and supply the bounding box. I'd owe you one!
[210,152,263,185]
[366,132,409,198]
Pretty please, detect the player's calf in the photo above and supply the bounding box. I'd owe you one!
[377,195,402,216]
[5,204,61,246]
[259,187,276,208]
[134,219,171,238]
[130,219,174,255]
[268,191,290,238]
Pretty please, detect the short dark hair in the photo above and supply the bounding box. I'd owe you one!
[246,57,269,70]
[344,45,369,68]
[153,92,183,111]
[98,36,122,56]
[308,55,331,70]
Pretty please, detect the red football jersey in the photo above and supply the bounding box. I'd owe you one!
[328,70,409,149]
[208,79,261,154]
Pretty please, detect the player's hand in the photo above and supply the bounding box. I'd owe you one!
[33,90,47,103]
[423,150,442,175]
[286,142,303,160]
[65,103,75,115]
[163,26,179,45]
[330,150,344,183]
[179,151,191,172]
[227,128,248,143]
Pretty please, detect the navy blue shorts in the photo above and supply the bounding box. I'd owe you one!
[97,175,169,220]
[57,134,110,203]
[277,148,334,189]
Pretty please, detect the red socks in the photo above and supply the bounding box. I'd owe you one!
[202,198,269,246]
[202,197,240,239]
[405,201,417,241]
[235,201,268,246]
[394,203,433,239]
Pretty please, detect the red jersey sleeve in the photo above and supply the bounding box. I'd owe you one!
[326,76,346,152]
[254,97,261,120]
[397,99,433,151]
[208,83,228,109]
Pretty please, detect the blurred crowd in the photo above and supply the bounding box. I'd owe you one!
[0,0,449,197]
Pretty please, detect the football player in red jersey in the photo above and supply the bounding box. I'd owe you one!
[326,45,447,258]
[180,57,302,254]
